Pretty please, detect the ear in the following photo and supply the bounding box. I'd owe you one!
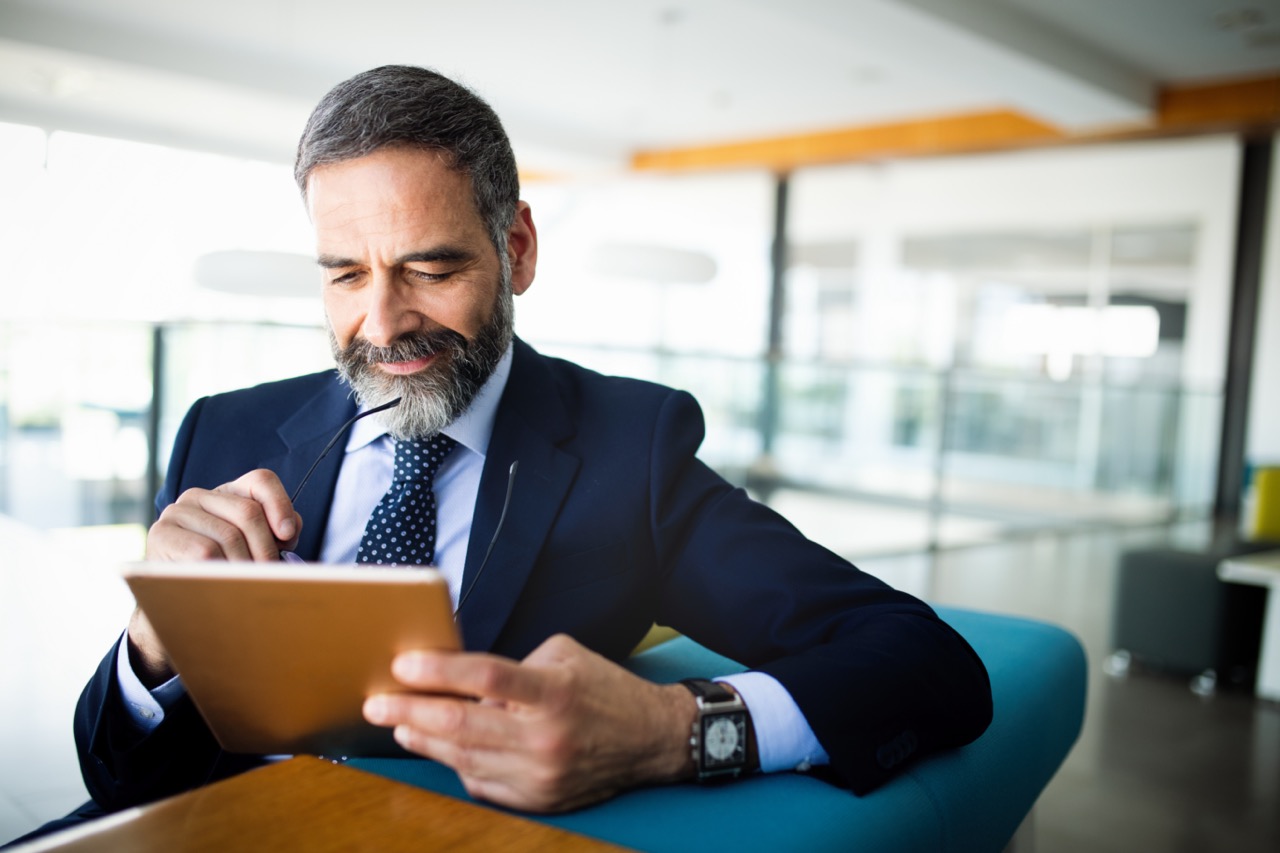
[507,201,538,296]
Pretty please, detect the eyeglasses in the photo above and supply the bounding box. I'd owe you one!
[284,394,517,615]
[289,396,403,504]
[456,459,517,614]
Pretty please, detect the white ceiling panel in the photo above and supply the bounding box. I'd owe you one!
[0,0,1275,171]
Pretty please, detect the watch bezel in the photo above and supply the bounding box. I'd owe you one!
[699,708,748,769]
[682,678,750,781]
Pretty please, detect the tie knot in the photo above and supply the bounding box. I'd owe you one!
[392,434,457,484]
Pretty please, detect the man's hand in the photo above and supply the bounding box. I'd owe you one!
[130,469,302,685]
[145,469,301,562]
[363,633,699,812]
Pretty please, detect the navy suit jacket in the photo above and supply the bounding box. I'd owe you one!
[75,338,992,809]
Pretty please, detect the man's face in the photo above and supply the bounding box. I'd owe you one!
[307,147,536,438]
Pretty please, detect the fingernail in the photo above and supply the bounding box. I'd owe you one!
[279,518,297,539]
[392,652,427,680]
[364,696,388,723]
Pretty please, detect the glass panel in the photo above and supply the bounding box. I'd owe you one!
[785,138,1235,555]
[768,361,950,555]
[0,321,154,529]
[534,343,763,477]
[156,323,333,480]
[0,319,334,533]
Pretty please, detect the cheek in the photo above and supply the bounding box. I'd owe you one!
[323,296,360,345]
[428,291,493,339]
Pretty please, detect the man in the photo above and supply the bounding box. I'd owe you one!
[74,65,992,817]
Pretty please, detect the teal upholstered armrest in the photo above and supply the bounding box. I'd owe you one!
[351,607,1086,853]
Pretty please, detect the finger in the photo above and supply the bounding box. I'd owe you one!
[215,469,301,547]
[149,481,291,562]
[453,775,580,814]
[363,695,535,783]
[390,726,537,789]
[147,497,259,561]
[388,651,552,706]
[185,490,282,561]
[385,723,558,806]
[456,775,528,810]
[364,693,516,751]
[365,692,585,799]
[401,730,610,814]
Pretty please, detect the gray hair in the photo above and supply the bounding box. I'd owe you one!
[295,65,519,254]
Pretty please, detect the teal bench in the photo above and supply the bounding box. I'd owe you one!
[351,607,1087,853]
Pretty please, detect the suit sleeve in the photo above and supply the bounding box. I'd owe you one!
[74,642,229,810]
[649,390,993,794]
[74,396,246,809]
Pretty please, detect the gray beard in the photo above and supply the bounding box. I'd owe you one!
[329,283,513,441]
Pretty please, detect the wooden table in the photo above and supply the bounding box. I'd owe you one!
[1218,548,1280,702]
[15,757,632,852]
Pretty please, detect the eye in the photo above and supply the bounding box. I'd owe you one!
[326,269,364,287]
[406,268,450,283]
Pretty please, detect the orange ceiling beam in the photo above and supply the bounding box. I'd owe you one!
[1158,72,1280,130]
[630,73,1280,173]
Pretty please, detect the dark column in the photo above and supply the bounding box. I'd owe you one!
[146,323,166,522]
[759,173,789,458]
[749,175,790,503]
[1215,135,1274,528]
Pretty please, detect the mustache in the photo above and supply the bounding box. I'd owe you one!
[339,328,469,365]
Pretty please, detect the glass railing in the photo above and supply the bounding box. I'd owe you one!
[538,344,1222,557]
[0,323,1221,562]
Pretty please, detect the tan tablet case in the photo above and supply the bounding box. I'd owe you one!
[122,563,460,757]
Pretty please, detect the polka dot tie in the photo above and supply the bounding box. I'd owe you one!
[356,434,457,566]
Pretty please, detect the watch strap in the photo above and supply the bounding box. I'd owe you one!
[680,678,738,705]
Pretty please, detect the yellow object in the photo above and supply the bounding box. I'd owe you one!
[1256,467,1280,541]
[631,624,680,655]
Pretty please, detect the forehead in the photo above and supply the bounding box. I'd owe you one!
[305,147,483,245]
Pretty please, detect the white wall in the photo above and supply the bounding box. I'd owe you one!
[519,170,774,358]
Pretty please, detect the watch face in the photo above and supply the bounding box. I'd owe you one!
[702,712,746,766]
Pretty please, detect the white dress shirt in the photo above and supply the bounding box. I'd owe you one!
[117,344,827,773]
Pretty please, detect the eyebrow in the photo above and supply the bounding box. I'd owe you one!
[316,246,476,269]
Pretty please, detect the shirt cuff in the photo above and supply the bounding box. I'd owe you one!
[114,631,185,731]
[716,671,829,774]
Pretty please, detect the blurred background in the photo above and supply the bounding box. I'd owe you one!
[1,1,1278,850]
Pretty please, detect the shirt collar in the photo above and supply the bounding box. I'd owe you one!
[344,343,514,459]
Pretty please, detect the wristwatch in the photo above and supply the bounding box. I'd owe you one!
[680,678,753,781]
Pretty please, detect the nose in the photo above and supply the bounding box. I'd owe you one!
[360,276,422,348]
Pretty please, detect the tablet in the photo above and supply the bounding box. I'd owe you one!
[122,562,460,757]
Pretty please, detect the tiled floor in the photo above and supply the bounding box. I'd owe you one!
[861,523,1280,853]
[2,516,1278,850]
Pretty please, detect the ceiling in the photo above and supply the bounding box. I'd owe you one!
[0,0,1277,173]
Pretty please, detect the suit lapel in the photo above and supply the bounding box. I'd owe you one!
[270,375,356,561]
[253,346,580,648]
[458,340,579,652]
